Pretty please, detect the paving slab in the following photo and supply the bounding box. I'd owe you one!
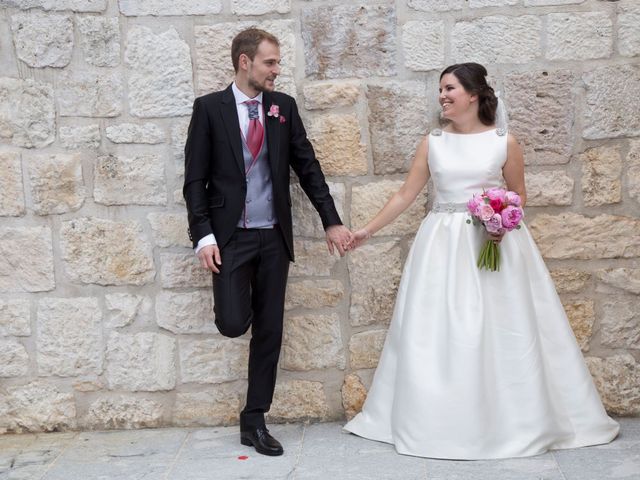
[0,418,637,480]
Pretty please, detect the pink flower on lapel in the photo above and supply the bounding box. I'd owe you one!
[267,104,280,118]
[279,115,286,124]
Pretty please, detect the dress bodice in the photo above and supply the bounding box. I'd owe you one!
[428,129,507,204]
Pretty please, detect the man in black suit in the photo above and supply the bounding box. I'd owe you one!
[183,28,351,456]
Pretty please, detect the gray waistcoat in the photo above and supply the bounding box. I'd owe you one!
[236,135,277,229]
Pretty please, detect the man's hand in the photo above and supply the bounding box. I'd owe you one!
[197,244,222,273]
[325,225,352,257]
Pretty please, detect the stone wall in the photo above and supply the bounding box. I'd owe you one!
[0,0,638,433]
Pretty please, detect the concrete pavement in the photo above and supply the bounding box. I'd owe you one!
[1,418,638,479]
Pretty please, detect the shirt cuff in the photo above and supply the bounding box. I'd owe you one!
[194,234,216,255]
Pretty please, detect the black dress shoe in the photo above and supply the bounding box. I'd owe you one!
[240,426,284,456]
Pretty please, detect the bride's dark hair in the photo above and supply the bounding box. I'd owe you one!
[439,63,497,126]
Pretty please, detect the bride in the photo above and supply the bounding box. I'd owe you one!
[343,62,619,459]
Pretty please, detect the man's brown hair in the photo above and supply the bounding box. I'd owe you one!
[231,28,279,73]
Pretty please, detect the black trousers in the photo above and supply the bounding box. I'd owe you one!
[212,227,290,430]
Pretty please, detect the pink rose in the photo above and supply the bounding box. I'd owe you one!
[489,197,504,212]
[467,194,483,216]
[484,213,503,234]
[485,187,506,203]
[505,191,521,207]
[501,205,523,230]
[478,204,495,222]
[268,104,280,117]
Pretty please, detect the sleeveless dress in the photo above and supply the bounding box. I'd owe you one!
[343,129,619,460]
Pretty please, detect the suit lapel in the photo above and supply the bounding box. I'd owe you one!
[263,92,280,176]
[220,85,245,175]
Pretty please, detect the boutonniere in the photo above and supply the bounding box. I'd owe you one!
[267,104,286,124]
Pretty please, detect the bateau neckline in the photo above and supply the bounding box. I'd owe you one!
[442,128,497,136]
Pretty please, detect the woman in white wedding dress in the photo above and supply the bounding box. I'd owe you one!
[343,63,619,460]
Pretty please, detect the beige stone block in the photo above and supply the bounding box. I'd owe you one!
[0,226,54,293]
[125,26,194,118]
[525,0,584,4]
[342,373,367,420]
[0,381,76,433]
[171,117,190,175]
[156,291,216,334]
[301,5,396,79]
[94,154,166,206]
[174,383,244,426]
[60,217,155,286]
[83,397,163,430]
[282,313,345,371]
[0,151,25,216]
[601,299,640,349]
[0,77,55,148]
[408,0,464,11]
[349,241,402,326]
[59,124,100,149]
[291,182,345,237]
[285,280,344,311]
[349,329,387,369]
[3,0,106,11]
[0,299,30,336]
[619,4,640,57]
[231,0,290,15]
[470,0,518,6]
[546,12,612,61]
[452,16,541,64]
[105,293,151,329]
[37,297,102,377]
[352,180,427,236]
[0,340,29,377]
[529,213,640,259]
[11,11,73,67]
[303,81,360,110]
[308,114,367,176]
[525,171,573,206]
[580,146,622,206]
[147,213,190,248]
[367,81,428,174]
[627,140,640,203]
[160,253,212,288]
[105,123,164,144]
[27,153,85,215]
[289,239,339,277]
[583,64,640,140]
[504,70,575,165]
[562,300,594,352]
[106,331,176,391]
[179,337,249,384]
[402,21,445,71]
[550,269,590,294]
[76,15,120,67]
[119,0,222,15]
[195,20,295,97]
[267,380,329,422]
[596,268,640,295]
[586,354,640,416]
[58,70,123,117]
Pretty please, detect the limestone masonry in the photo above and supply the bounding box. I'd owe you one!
[0,0,639,433]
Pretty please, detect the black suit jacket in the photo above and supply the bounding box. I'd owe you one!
[183,85,342,261]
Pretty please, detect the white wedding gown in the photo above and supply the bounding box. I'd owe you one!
[344,129,619,459]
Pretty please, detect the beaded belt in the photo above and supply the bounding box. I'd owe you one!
[431,202,468,213]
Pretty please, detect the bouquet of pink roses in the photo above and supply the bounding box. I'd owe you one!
[466,188,523,271]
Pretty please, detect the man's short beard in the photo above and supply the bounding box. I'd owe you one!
[248,77,274,92]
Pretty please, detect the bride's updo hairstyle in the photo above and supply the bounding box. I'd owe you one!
[439,63,498,126]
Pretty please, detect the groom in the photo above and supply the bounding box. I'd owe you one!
[183,28,350,456]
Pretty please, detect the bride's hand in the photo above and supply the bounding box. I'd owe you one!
[348,228,371,249]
